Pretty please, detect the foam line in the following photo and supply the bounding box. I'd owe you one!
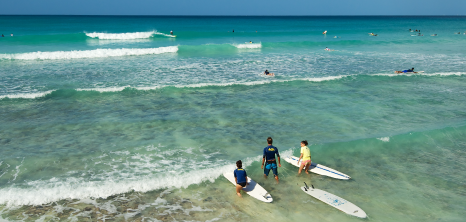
[234,43,262,49]
[0,155,261,207]
[85,31,175,40]
[0,46,178,60]
[1,72,464,99]
[0,91,54,99]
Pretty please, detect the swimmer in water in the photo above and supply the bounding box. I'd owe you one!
[264,70,275,76]
[323,30,327,34]
[325,47,334,51]
[395,68,417,74]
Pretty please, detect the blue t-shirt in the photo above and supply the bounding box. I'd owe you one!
[234,168,247,183]
[263,145,280,161]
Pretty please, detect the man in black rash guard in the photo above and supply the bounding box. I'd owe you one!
[261,137,281,183]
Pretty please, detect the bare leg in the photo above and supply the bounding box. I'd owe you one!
[235,184,242,197]
[305,163,310,174]
[298,163,305,175]
[274,175,279,183]
[264,174,268,179]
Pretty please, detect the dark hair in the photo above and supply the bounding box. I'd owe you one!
[301,140,308,146]
[236,160,242,168]
[412,68,414,70]
[267,137,273,144]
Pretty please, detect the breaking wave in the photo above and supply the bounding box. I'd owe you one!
[0,46,178,60]
[85,31,175,40]
[234,43,262,49]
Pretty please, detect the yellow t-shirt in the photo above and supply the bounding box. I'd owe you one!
[301,146,311,161]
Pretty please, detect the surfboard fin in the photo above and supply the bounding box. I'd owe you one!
[263,193,270,199]
[304,182,309,191]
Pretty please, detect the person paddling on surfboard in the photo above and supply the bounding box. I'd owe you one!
[297,140,311,175]
[261,137,281,183]
[170,30,173,35]
[395,67,417,74]
[234,160,248,197]
[264,70,274,76]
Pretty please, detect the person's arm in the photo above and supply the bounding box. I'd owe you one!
[261,149,266,169]
[276,149,281,167]
[298,152,303,163]
[245,171,249,185]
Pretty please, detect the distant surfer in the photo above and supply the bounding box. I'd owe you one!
[234,160,248,197]
[170,30,173,35]
[1,34,4,37]
[297,140,311,175]
[323,30,327,34]
[394,68,417,74]
[261,137,281,183]
[264,70,274,76]
[10,33,13,37]
[233,29,234,33]
[249,41,253,43]
[325,47,334,51]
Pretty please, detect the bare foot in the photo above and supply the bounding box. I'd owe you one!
[236,193,242,197]
[305,171,310,175]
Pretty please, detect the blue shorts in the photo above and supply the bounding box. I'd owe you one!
[264,162,278,176]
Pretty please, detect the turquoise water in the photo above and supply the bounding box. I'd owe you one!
[1,16,466,221]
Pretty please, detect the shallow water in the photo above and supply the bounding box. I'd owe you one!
[1,16,466,221]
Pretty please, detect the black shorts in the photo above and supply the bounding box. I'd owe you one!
[238,182,247,187]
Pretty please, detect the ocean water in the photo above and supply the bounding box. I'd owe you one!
[0,16,466,221]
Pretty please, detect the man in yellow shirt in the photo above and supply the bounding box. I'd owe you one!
[297,140,311,175]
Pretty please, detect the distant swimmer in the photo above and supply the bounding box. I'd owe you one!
[233,29,234,33]
[394,68,417,74]
[431,34,437,36]
[170,30,173,35]
[250,41,253,43]
[323,30,327,34]
[325,47,334,51]
[369,33,377,36]
[1,34,4,37]
[10,33,13,37]
[264,70,275,76]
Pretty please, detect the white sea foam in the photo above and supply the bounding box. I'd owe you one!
[85,31,175,40]
[0,151,261,207]
[2,72,463,99]
[0,46,178,60]
[371,72,466,77]
[377,137,390,142]
[234,43,262,49]
[0,90,54,99]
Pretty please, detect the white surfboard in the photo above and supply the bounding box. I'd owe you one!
[284,156,350,180]
[301,183,366,218]
[223,171,273,203]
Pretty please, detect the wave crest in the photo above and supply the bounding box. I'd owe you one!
[0,46,178,60]
[234,43,262,49]
[85,31,175,40]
